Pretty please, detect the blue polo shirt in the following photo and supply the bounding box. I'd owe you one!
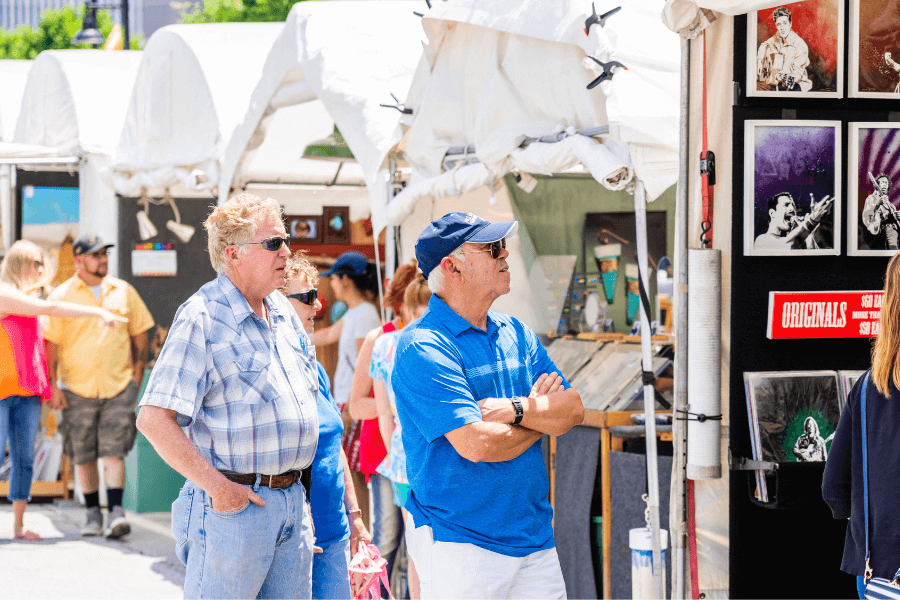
[393,295,569,557]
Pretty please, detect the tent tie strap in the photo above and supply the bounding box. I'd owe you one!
[729,454,779,473]
[699,29,715,249]
[675,408,722,423]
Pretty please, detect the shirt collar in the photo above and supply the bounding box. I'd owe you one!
[74,275,115,292]
[429,294,504,337]
[216,273,286,325]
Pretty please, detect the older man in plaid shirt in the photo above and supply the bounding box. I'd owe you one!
[137,193,319,599]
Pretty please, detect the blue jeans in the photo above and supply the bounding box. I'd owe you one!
[312,537,351,599]
[371,472,402,572]
[0,395,41,501]
[172,479,314,599]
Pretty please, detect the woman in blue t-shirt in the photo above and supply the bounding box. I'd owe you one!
[282,252,371,599]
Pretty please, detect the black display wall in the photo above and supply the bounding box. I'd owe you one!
[729,15,891,599]
[118,195,216,338]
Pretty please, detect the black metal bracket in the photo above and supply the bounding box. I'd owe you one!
[729,453,779,473]
[700,150,716,186]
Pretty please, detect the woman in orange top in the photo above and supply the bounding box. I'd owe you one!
[0,240,124,541]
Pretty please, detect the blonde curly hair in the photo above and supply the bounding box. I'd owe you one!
[204,192,283,274]
[280,251,319,295]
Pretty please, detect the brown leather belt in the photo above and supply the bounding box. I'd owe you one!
[223,471,300,490]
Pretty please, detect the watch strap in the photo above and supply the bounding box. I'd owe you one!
[511,396,524,425]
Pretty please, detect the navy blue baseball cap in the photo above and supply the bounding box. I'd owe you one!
[323,251,369,277]
[415,212,518,279]
[73,234,113,256]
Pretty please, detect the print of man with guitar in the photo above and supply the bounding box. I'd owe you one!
[862,172,900,250]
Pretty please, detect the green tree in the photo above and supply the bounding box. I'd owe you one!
[180,0,314,24]
[0,5,140,59]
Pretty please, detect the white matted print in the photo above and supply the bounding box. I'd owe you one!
[848,123,900,255]
[747,0,844,98]
[850,0,900,98]
[744,120,841,256]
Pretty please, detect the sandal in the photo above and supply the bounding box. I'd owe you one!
[14,530,42,541]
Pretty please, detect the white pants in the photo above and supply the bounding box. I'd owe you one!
[405,514,566,600]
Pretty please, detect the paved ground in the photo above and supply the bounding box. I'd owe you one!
[0,498,184,599]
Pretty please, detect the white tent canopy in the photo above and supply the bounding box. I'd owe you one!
[0,60,32,143]
[387,0,680,226]
[113,23,284,196]
[14,50,142,155]
[219,1,425,231]
[3,50,142,269]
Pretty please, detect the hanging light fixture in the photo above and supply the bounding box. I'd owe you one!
[136,190,157,241]
[302,125,356,185]
[165,190,195,244]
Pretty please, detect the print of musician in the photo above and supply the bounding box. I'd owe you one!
[862,173,900,250]
[792,416,832,462]
[754,191,835,251]
[756,7,813,92]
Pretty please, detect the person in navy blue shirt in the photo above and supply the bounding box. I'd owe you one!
[393,212,584,599]
[824,252,900,599]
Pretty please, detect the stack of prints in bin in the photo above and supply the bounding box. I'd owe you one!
[743,371,841,503]
[837,370,866,413]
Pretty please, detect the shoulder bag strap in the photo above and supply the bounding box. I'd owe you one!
[862,370,872,583]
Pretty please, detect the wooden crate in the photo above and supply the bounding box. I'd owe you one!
[0,454,71,499]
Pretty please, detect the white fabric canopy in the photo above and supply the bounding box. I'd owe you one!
[0,60,32,143]
[662,0,803,38]
[14,50,142,154]
[113,23,284,195]
[218,1,425,231]
[387,0,680,225]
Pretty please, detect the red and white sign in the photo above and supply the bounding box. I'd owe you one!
[767,291,884,339]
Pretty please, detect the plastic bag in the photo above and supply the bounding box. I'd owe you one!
[349,542,394,600]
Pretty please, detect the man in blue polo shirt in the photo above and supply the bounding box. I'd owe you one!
[393,212,584,599]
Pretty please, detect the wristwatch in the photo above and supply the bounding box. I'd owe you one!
[510,397,525,425]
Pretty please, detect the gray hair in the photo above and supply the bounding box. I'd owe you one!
[427,244,466,295]
[204,193,282,274]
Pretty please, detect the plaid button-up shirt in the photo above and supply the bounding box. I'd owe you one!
[141,274,319,475]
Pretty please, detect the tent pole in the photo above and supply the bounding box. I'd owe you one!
[672,35,691,600]
[635,178,664,598]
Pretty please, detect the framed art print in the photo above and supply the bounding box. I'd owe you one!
[850,0,900,97]
[323,206,350,244]
[286,215,323,244]
[747,0,844,98]
[848,123,900,255]
[744,120,841,256]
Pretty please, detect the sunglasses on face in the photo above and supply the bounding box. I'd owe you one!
[287,289,318,306]
[233,236,291,252]
[460,238,507,260]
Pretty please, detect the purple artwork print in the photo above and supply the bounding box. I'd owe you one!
[752,125,836,250]
[856,127,900,251]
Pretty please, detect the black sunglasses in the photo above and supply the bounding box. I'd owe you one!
[459,238,507,260]
[287,289,318,306]
[234,236,291,251]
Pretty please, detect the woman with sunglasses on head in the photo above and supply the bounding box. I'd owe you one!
[0,240,125,541]
[281,251,371,599]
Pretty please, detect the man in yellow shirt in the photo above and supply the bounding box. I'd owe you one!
[44,234,155,539]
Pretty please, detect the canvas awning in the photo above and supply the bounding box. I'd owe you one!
[218,1,425,231]
[113,23,284,195]
[386,0,680,226]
